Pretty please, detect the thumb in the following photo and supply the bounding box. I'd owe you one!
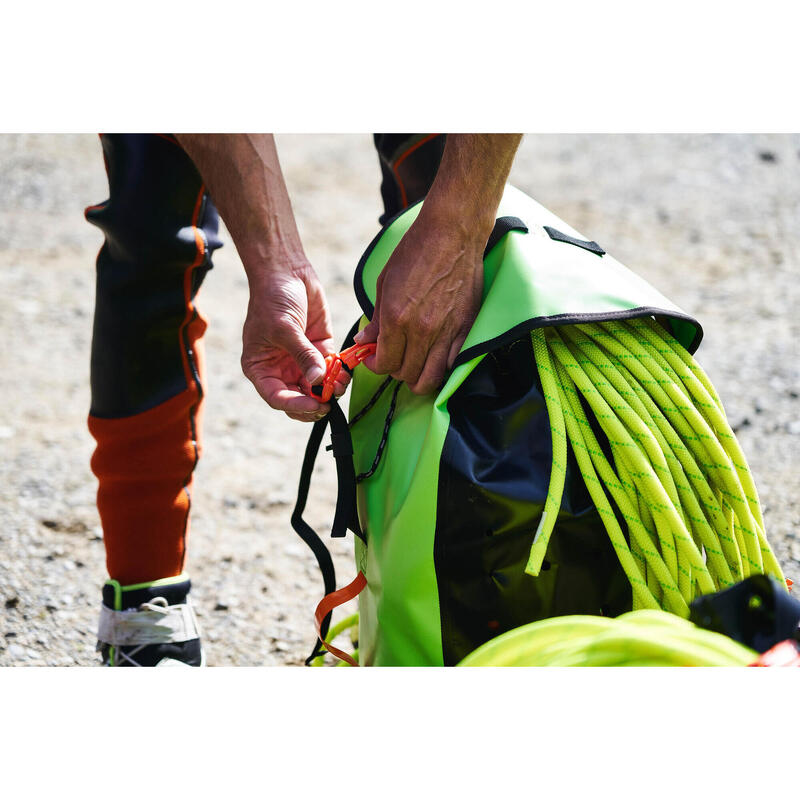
[277,324,326,385]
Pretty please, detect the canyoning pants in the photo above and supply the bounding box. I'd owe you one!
[87,133,445,585]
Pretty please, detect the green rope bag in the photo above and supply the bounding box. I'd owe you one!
[526,316,785,616]
[457,609,759,666]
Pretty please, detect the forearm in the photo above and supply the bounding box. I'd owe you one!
[175,133,305,287]
[418,133,522,237]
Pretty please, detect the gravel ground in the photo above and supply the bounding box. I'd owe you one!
[1,133,798,667]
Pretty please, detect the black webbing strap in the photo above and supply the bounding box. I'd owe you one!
[291,321,362,664]
[543,225,605,256]
[291,413,338,664]
[326,397,364,542]
[484,215,528,258]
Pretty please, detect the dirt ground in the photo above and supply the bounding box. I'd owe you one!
[1,133,798,666]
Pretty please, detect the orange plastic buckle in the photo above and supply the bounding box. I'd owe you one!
[309,343,376,403]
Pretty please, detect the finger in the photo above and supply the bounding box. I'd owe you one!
[333,371,351,399]
[392,314,435,387]
[408,339,451,396]
[273,323,327,386]
[446,326,471,370]
[286,407,329,423]
[367,322,406,375]
[250,372,326,417]
[354,318,378,345]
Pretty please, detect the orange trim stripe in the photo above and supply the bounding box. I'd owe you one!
[392,133,441,208]
[177,188,207,388]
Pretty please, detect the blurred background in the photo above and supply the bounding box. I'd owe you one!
[1,133,798,665]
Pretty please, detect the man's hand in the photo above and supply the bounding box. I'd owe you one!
[354,134,522,395]
[355,208,487,394]
[241,260,348,422]
[176,134,345,421]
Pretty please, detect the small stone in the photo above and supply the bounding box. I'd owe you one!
[769,376,785,393]
[273,641,289,652]
[758,151,777,163]
[214,602,229,611]
[4,596,19,610]
[0,426,14,439]
[786,420,800,436]
[8,644,27,660]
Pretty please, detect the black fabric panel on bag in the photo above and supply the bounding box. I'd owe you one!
[433,335,632,665]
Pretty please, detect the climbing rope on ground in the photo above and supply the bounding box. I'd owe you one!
[458,609,760,666]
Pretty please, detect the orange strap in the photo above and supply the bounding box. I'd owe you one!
[314,571,367,666]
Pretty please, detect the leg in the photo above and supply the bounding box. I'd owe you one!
[86,133,223,664]
[373,133,446,224]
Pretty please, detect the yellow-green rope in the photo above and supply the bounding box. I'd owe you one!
[458,609,758,666]
[527,317,785,616]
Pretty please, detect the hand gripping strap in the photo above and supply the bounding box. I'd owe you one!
[314,571,367,666]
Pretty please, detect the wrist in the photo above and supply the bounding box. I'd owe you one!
[238,238,311,289]
[416,196,496,253]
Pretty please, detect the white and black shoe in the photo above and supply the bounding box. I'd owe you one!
[96,575,204,667]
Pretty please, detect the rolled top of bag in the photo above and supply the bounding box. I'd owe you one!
[353,184,703,368]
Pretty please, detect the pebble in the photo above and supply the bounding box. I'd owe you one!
[787,421,800,436]
[8,644,27,660]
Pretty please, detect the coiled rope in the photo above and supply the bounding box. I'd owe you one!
[458,609,758,666]
[526,316,785,616]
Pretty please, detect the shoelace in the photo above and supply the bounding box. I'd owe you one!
[103,597,171,667]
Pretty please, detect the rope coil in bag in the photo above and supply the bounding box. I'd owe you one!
[526,315,786,615]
